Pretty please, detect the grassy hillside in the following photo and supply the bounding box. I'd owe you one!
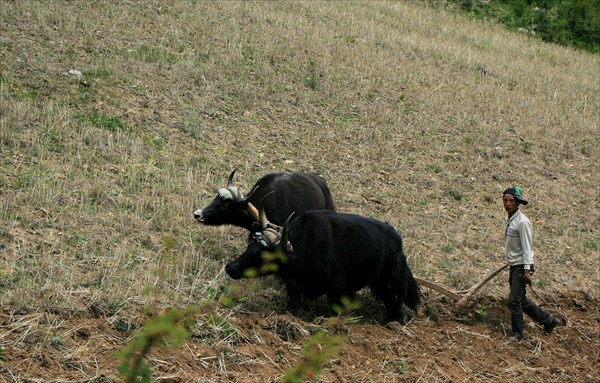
[1,1,599,381]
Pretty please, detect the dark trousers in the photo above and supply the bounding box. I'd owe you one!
[508,265,553,338]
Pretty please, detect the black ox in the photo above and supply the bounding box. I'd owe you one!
[226,208,421,323]
[194,169,336,232]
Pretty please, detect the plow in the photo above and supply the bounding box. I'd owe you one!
[414,264,508,309]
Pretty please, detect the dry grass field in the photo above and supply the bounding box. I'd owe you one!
[1,1,598,382]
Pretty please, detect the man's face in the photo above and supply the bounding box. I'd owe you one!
[503,194,519,216]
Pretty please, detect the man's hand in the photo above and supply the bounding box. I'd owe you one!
[524,269,532,285]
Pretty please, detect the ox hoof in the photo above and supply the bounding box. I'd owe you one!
[385,321,405,331]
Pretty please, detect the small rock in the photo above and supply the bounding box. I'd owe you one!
[495,146,505,158]
[68,69,82,78]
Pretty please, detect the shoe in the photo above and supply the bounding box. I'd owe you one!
[544,317,560,335]
[509,334,523,342]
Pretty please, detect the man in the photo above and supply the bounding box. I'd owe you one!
[503,186,559,342]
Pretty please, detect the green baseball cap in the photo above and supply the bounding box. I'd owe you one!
[503,186,528,205]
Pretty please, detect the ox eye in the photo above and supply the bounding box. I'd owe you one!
[219,199,233,210]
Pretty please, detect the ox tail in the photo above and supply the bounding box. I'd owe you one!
[402,262,421,312]
[397,251,421,312]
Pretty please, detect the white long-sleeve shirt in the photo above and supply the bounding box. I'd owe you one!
[505,210,534,270]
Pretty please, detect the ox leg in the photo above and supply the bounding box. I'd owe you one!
[392,280,408,324]
[326,276,349,316]
[326,293,345,316]
[371,282,403,323]
[285,281,302,316]
[396,298,406,325]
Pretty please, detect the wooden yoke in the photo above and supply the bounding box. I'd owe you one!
[247,202,283,231]
[247,202,259,220]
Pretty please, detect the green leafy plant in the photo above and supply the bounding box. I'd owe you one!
[474,303,491,322]
[425,303,440,322]
[242,44,258,66]
[76,111,125,132]
[280,298,361,382]
[520,140,533,153]
[330,296,362,317]
[464,135,476,145]
[112,318,135,333]
[117,306,198,383]
[50,333,65,349]
[334,34,358,43]
[304,59,320,90]
[578,137,593,155]
[282,331,346,383]
[583,237,597,251]
[133,44,178,64]
[0,76,36,100]
[447,188,462,201]
[394,357,409,374]
[190,312,239,345]
[442,243,454,253]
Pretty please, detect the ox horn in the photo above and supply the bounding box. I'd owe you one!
[277,212,295,253]
[226,169,237,189]
[258,191,276,230]
[225,168,244,202]
[243,184,261,203]
[257,192,285,248]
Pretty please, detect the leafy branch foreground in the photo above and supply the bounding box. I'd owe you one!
[117,298,349,383]
[117,306,199,382]
[116,233,352,382]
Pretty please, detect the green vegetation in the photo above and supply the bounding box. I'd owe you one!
[520,139,533,153]
[75,111,126,132]
[304,59,321,90]
[282,331,347,383]
[50,333,66,349]
[444,0,600,53]
[117,306,198,383]
[394,357,410,374]
[474,303,491,321]
[133,44,178,64]
[583,237,597,251]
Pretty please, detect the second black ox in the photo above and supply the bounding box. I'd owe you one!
[194,169,336,232]
[226,209,421,323]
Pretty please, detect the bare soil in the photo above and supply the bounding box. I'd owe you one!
[2,288,598,382]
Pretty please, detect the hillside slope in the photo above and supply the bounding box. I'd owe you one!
[1,1,598,382]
